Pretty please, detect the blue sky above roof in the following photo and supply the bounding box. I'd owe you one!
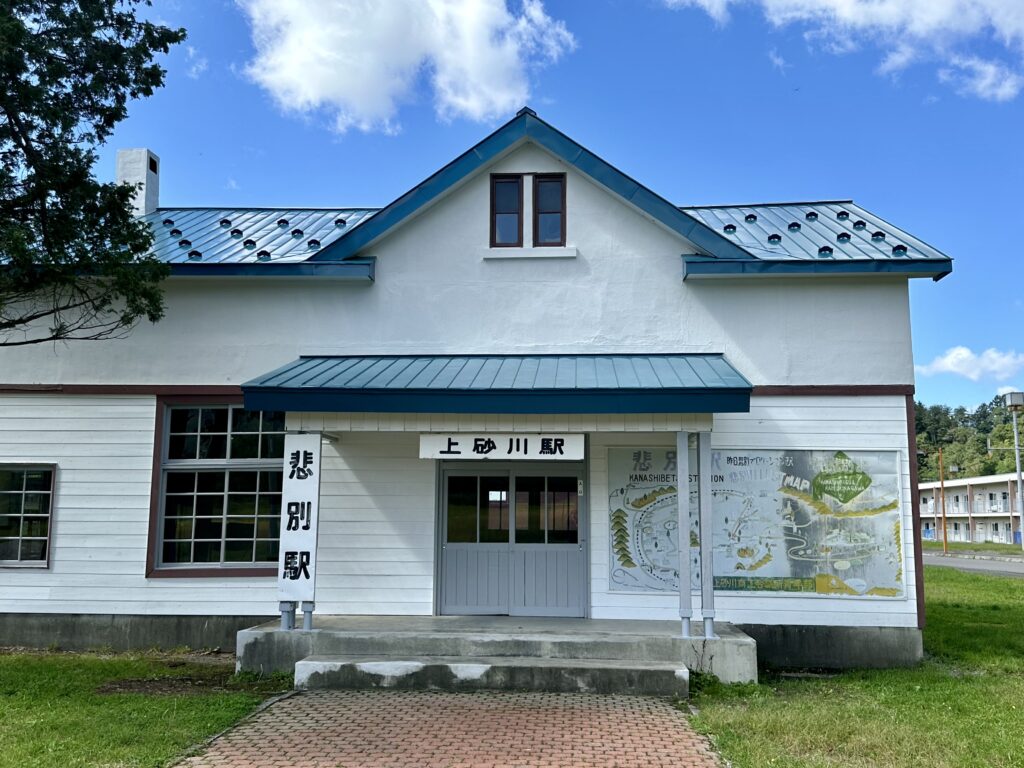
[102,1,1022,408]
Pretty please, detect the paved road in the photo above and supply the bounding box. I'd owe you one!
[923,553,1024,578]
[178,690,722,768]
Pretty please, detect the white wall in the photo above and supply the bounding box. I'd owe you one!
[0,394,277,616]
[0,142,914,388]
[589,395,919,627]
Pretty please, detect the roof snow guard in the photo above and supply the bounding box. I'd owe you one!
[242,354,752,414]
[681,201,952,281]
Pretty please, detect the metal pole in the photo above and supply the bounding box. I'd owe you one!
[1013,409,1024,552]
[939,446,948,555]
[698,433,716,639]
[301,601,315,631]
[676,431,692,638]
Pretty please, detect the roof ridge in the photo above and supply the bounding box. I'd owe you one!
[152,206,382,213]
[681,200,854,210]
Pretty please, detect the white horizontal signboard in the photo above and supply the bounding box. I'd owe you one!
[277,432,323,603]
[420,433,584,461]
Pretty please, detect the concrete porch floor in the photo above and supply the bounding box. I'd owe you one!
[236,615,758,691]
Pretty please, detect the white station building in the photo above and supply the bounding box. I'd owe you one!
[0,110,953,673]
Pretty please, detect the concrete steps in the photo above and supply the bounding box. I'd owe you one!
[295,654,689,697]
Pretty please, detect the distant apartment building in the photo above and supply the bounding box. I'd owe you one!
[919,473,1024,545]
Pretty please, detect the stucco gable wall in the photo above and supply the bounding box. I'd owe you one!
[0,142,913,386]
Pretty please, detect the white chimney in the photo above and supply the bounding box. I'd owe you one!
[116,148,160,216]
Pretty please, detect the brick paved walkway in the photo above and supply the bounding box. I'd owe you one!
[178,690,721,768]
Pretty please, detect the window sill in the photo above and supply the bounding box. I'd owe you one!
[483,246,577,260]
[147,566,276,579]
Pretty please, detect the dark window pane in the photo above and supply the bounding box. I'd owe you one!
[20,539,46,561]
[255,540,279,562]
[193,540,221,563]
[164,517,193,540]
[0,495,20,516]
[257,517,280,539]
[536,178,563,212]
[198,434,227,459]
[494,213,519,245]
[261,434,285,459]
[515,476,545,544]
[260,472,283,493]
[163,541,191,563]
[446,476,477,543]
[21,494,49,516]
[231,434,259,459]
[170,408,199,433]
[225,539,254,562]
[262,411,286,432]
[0,516,19,537]
[231,409,261,433]
[227,495,257,517]
[194,517,223,540]
[259,496,281,519]
[200,408,228,433]
[0,470,23,492]
[21,517,48,538]
[546,476,578,544]
[196,473,225,493]
[194,495,223,517]
[493,179,520,213]
[24,470,52,491]
[168,435,197,460]
[164,495,194,517]
[0,539,18,560]
[229,472,259,492]
[480,476,510,543]
[166,472,195,493]
[226,517,255,539]
[537,213,562,244]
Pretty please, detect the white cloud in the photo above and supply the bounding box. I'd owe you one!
[997,385,1020,396]
[185,45,208,80]
[236,0,575,134]
[665,0,1024,101]
[225,178,240,191]
[915,346,1024,382]
[768,47,790,72]
[939,54,1024,100]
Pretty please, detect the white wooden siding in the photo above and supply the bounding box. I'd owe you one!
[0,394,278,616]
[589,395,919,627]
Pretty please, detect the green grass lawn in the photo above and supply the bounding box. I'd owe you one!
[0,652,288,768]
[689,566,1024,768]
[922,539,1024,556]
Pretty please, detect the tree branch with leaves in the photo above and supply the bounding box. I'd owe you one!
[0,0,185,346]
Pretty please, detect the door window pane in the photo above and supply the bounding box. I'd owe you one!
[546,476,579,544]
[446,476,477,543]
[515,476,545,544]
[480,476,510,543]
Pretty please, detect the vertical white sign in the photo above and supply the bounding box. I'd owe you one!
[277,432,322,603]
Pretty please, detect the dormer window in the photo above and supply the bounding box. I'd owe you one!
[534,174,566,247]
[490,174,522,247]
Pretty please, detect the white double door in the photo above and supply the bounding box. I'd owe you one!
[439,465,586,617]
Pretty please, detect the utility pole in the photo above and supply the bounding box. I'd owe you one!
[1004,392,1024,552]
[939,445,948,554]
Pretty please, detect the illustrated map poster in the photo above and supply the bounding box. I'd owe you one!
[608,447,905,598]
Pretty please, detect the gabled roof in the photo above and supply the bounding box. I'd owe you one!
[681,201,952,280]
[310,107,752,263]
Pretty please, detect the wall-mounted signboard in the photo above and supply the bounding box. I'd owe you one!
[420,433,584,461]
[608,447,904,598]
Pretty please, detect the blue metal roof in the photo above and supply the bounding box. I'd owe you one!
[144,207,377,268]
[242,354,752,414]
[680,201,952,280]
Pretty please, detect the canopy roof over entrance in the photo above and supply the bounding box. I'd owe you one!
[243,354,751,415]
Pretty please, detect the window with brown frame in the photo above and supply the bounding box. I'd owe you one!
[533,173,566,247]
[490,174,523,247]
[0,465,55,567]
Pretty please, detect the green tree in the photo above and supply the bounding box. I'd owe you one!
[0,0,184,345]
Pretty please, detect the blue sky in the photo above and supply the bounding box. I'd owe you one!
[100,1,1024,409]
